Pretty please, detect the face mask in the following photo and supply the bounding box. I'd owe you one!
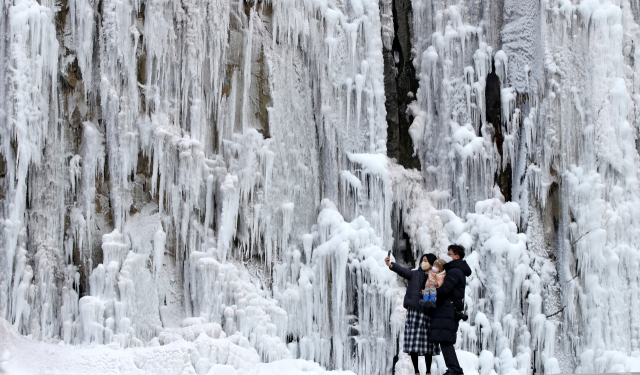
[432,267,439,272]
[421,262,430,271]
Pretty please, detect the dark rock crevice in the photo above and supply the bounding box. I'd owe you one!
[390,203,415,267]
[256,45,271,139]
[544,181,561,251]
[384,0,420,170]
[486,63,512,202]
[0,153,5,201]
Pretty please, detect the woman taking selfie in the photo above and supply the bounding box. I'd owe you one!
[385,253,439,375]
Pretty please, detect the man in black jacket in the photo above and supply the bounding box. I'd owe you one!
[429,244,472,375]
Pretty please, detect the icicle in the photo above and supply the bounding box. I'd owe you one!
[153,225,166,277]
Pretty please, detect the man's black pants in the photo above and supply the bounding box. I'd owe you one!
[441,343,463,374]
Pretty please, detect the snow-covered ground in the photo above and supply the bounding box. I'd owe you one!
[3,310,640,375]
[0,315,495,375]
[0,318,357,375]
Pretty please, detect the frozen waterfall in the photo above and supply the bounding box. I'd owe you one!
[1,0,640,374]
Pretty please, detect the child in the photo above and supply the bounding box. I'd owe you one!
[419,259,446,308]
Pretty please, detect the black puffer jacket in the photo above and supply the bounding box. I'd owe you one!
[429,259,472,344]
[390,254,436,313]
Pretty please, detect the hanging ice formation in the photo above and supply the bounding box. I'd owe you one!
[1,0,640,374]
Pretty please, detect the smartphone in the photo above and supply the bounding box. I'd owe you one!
[387,250,391,257]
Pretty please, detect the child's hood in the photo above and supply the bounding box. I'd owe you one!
[432,258,446,271]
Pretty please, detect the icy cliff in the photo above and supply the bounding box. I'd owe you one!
[1,0,640,374]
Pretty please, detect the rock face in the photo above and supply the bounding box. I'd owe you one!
[1,0,640,374]
[384,0,421,170]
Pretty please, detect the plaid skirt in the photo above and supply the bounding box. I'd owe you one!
[403,307,440,355]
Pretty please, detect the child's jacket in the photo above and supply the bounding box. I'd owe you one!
[425,269,446,288]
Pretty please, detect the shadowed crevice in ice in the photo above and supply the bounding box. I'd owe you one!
[384,0,421,171]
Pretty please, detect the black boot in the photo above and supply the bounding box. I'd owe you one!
[419,297,435,308]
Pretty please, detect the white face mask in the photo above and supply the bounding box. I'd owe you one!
[432,266,439,272]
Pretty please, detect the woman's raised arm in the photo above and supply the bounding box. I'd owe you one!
[387,259,413,280]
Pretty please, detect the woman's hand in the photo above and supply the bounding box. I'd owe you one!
[385,256,392,268]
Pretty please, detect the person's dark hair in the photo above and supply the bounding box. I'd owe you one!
[448,244,465,259]
[423,253,437,266]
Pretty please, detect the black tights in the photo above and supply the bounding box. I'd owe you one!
[410,353,432,374]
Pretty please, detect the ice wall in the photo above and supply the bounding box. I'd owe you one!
[0,0,398,373]
[406,0,640,373]
[1,0,640,374]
